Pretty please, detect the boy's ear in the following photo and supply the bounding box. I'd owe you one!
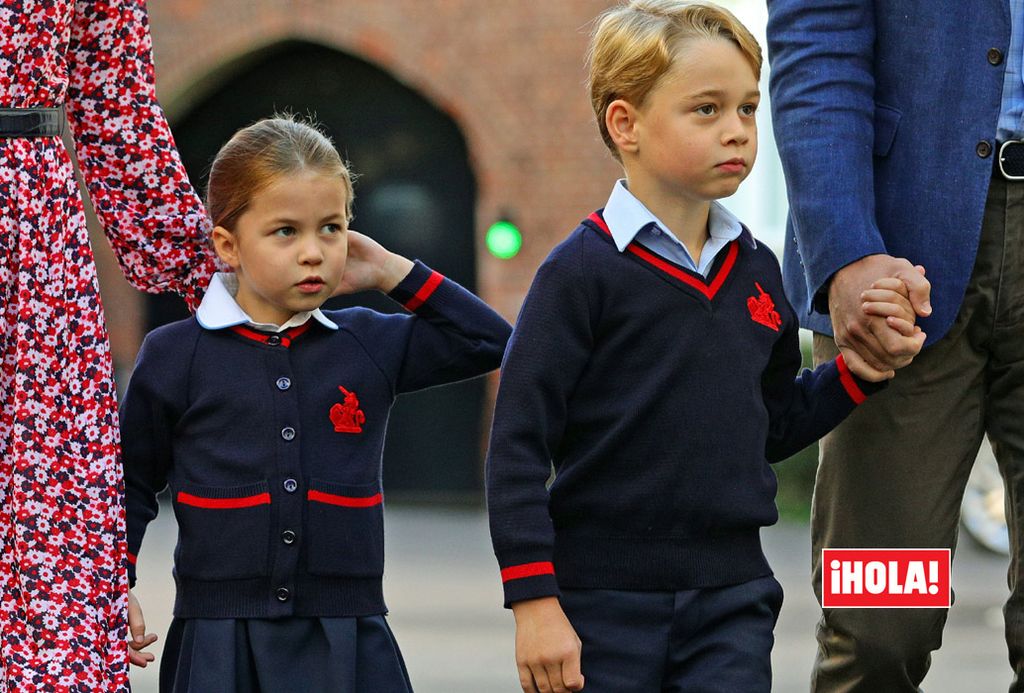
[606,98,640,155]
[211,225,241,269]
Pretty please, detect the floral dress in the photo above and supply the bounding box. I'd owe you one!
[0,1,216,689]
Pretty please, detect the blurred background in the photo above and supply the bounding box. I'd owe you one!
[69,0,1011,690]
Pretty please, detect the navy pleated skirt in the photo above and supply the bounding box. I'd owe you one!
[158,616,413,692]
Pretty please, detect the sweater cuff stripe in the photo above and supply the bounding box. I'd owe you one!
[127,552,137,566]
[404,271,444,311]
[501,561,555,583]
[836,354,867,405]
[177,491,272,509]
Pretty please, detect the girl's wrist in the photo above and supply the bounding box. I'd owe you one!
[378,253,414,293]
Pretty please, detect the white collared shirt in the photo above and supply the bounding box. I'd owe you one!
[602,179,749,277]
[196,273,339,332]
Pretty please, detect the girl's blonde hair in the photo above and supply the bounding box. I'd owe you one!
[206,114,354,230]
[588,0,762,160]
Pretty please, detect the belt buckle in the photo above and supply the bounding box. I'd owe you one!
[998,140,1024,180]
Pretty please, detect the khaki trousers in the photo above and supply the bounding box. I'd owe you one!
[811,173,1024,692]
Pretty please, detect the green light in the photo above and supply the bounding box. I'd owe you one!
[486,220,522,259]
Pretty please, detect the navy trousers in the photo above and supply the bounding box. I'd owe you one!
[559,574,783,692]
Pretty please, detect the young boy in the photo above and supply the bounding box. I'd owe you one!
[485,3,926,692]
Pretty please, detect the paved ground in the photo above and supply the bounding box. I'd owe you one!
[129,504,1012,692]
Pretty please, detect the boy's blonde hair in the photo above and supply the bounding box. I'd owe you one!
[588,1,762,160]
[206,114,354,230]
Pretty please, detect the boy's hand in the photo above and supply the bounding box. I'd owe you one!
[127,589,158,668]
[847,275,925,380]
[828,257,929,379]
[860,277,927,350]
[511,597,585,693]
[334,230,414,296]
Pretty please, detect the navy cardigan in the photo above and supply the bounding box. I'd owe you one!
[487,212,885,607]
[121,261,511,618]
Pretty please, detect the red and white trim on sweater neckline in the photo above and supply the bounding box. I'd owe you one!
[587,212,739,300]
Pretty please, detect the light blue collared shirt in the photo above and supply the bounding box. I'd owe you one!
[999,0,1024,140]
[196,272,339,332]
[602,180,748,277]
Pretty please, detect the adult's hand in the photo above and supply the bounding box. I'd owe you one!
[828,254,931,379]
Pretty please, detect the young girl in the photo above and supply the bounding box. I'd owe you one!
[120,115,512,691]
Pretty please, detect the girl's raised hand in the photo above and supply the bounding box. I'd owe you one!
[127,589,158,668]
[333,230,414,296]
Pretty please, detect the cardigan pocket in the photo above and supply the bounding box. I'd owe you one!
[172,481,271,581]
[306,479,385,578]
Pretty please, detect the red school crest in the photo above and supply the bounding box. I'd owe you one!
[747,282,782,332]
[330,386,366,433]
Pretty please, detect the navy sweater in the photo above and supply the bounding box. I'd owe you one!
[121,261,511,618]
[486,212,884,607]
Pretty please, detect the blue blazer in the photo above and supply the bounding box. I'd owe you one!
[767,0,1010,344]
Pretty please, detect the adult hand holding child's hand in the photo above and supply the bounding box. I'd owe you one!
[829,254,931,381]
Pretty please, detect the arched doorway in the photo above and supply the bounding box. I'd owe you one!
[160,41,482,499]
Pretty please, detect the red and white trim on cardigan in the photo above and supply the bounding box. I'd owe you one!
[176,491,272,509]
[404,271,445,311]
[230,322,311,348]
[308,489,384,508]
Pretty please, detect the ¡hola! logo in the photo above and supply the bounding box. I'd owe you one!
[821,549,951,608]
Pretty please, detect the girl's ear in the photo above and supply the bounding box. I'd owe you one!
[211,225,241,269]
[606,98,641,155]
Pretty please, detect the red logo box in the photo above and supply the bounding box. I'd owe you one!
[821,549,951,608]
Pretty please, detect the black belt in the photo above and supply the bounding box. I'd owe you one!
[997,140,1024,180]
[0,107,64,138]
